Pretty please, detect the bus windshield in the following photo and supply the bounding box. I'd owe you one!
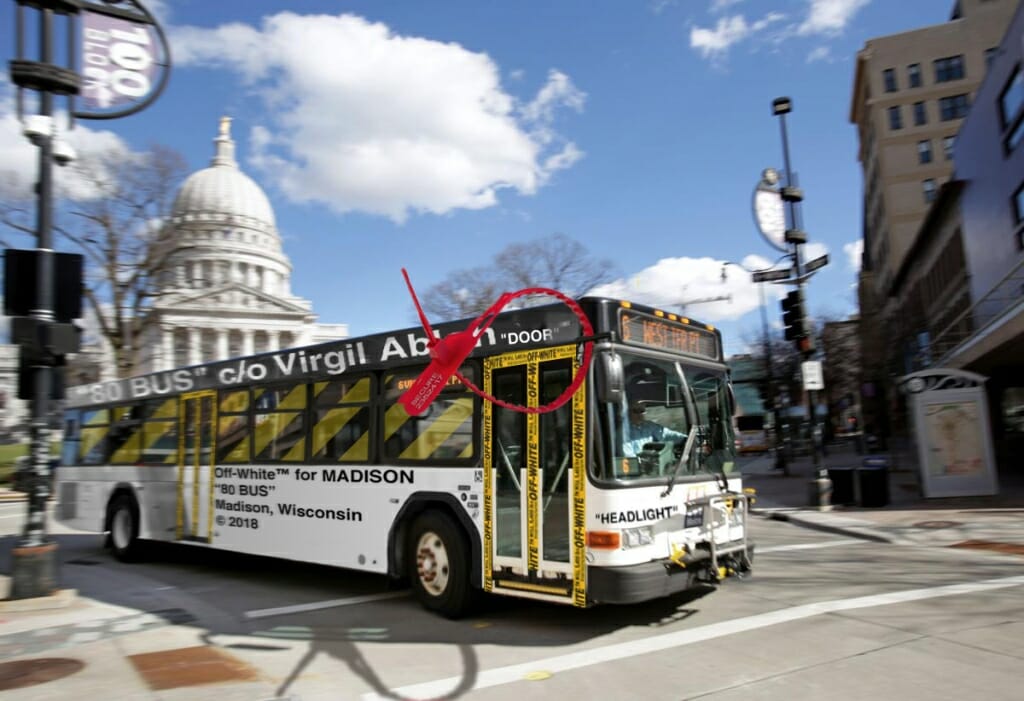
[598,351,736,482]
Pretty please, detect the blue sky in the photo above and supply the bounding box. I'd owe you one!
[1,0,958,357]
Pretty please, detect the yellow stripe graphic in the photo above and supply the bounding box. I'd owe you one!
[482,360,494,593]
[399,397,473,460]
[526,361,540,573]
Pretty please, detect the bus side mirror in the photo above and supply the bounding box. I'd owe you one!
[597,352,623,403]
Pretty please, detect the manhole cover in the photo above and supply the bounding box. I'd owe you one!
[0,658,85,691]
[128,645,260,690]
[951,540,1024,557]
[912,520,963,529]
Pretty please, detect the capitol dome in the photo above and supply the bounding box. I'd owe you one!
[170,117,276,229]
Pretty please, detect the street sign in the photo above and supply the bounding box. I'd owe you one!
[801,360,824,391]
[805,254,829,273]
[752,268,791,283]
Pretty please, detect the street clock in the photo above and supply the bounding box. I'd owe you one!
[752,167,788,253]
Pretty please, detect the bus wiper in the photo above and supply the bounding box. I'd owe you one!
[661,430,697,498]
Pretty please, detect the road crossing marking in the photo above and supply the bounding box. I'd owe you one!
[757,538,863,554]
[244,591,408,619]
[362,574,1024,700]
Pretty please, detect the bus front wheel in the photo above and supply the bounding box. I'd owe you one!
[108,494,141,562]
[408,511,475,618]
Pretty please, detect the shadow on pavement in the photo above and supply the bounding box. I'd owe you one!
[2,530,716,700]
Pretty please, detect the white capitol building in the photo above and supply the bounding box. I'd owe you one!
[0,117,347,432]
[135,116,347,374]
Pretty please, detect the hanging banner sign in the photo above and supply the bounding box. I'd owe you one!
[76,1,170,119]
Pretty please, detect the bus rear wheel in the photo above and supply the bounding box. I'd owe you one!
[108,494,141,562]
[408,511,475,618]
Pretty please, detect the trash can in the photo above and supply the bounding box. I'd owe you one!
[858,457,889,507]
[827,467,857,506]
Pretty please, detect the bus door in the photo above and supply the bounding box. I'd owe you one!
[483,345,588,606]
[176,390,218,542]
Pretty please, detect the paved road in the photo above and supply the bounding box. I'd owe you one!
[2,490,1023,699]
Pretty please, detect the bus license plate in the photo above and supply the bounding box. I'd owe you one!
[684,506,703,529]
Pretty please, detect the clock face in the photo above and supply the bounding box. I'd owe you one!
[752,186,788,252]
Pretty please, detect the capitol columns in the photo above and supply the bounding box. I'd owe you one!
[216,328,229,361]
[161,325,174,372]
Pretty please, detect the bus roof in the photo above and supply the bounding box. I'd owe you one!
[65,296,721,408]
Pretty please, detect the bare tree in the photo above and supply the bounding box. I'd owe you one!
[1,144,188,377]
[419,233,617,321]
[415,266,504,321]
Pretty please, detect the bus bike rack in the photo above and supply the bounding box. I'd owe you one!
[691,491,752,579]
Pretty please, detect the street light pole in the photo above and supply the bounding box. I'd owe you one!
[771,96,829,507]
[7,0,172,599]
[9,1,63,601]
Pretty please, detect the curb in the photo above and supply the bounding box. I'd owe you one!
[761,510,896,544]
[0,588,78,612]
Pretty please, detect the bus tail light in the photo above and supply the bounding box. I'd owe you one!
[587,531,620,549]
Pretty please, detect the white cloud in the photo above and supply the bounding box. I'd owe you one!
[170,13,585,223]
[588,254,792,323]
[797,0,870,36]
[691,0,867,61]
[844,239,863,272]
[806,46,831,63]
[710,0,745,11]
[689,12,785,60]
[803,241,830,263]
[690,16,752,59]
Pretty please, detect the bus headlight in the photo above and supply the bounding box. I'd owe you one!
[621,525,654,548]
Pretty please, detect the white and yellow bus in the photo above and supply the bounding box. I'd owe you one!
[56,297,752,617]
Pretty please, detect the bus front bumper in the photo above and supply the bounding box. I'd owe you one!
[586,540,752,605]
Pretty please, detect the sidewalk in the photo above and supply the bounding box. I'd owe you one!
[741,437,1024,552]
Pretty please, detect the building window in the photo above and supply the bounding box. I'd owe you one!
[907,63,922,88]
[1015,183,1024,250]
[1001,67,1024,125]
[923,179,937,203]
[918,140,933,164]
[888,105,903,130]
[883,68,897,92]
[913,101,927,125]
[1000,66,1024,153]
[943,135,956,160]
[939,94,970,121]
[934,55,965,83]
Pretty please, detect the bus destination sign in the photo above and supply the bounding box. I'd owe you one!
[619,309,719,360]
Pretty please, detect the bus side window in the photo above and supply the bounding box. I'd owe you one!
[311,376,372,462]
[79,408,110,465]
[143,397,179,465]
[109,405,147,464]
[252,382,308,462]
[61,412,81,466]
[218,389,251,463]
[383,365,477,463]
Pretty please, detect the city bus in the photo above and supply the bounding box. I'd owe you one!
[56,296,752,617]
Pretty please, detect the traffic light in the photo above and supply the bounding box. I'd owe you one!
[781,289,806,341]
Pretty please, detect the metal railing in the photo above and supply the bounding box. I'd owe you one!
[932,257,1024,365]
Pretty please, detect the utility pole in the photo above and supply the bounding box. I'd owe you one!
[771,96,831,509]
[5,0,171,600]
